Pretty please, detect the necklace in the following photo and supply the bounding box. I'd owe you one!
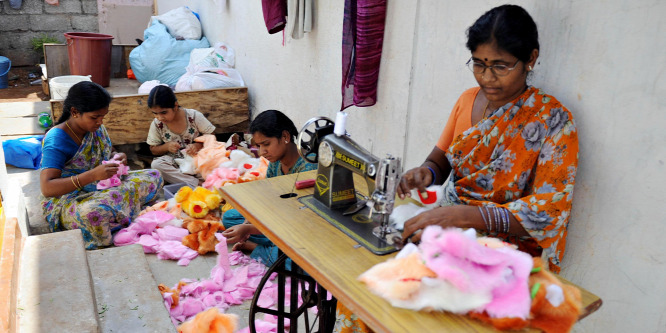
[65,121,81,143]
[482,100,491,119]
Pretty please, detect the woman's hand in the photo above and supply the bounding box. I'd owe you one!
[166,142,181,154]
[222,224,252,244]
[91,162,120,181]
[113,152,127,165]
[401,205,470,243]
[185,142,203,156]
[397,166,433,199]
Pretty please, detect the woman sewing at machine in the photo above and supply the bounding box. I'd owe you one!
[222,110,317,266]
[336,4,578,332]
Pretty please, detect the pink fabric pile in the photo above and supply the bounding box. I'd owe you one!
[97,153,130,190]
[113,210,199,265]
[359,226,533,319]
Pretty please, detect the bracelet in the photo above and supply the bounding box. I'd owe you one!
[425,166,437,186]
[70,176,81,191]
[478,206,490,232]
[484,206,493,233]
[75,175,83,189]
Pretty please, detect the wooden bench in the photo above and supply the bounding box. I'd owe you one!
[50,86,250,145]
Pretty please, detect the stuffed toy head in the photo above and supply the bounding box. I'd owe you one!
[182,219,224,255]
[175,186,222,218]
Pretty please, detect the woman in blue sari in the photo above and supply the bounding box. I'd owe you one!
[40,81,163,249]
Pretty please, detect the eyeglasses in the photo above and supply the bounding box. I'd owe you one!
[466,58,521,76]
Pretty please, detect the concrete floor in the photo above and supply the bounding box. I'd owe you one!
[5,165,256,329]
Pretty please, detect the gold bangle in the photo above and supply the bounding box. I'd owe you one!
[75,175,83,189]
[71,176,81,190]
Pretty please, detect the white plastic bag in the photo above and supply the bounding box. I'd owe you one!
[175,66,245,92]
[188,42,236,69]
[138,80,166,94]
[154,7,202,40]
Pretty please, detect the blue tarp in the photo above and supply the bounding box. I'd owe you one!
[2,135,44,170]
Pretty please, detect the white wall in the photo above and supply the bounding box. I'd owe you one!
[158,1,666,331]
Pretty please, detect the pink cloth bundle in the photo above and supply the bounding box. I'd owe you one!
[359,227,534,319]
[113,211,199,266]
[97,153,130,190]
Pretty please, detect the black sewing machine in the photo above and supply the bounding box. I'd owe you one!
[295,113,402,254]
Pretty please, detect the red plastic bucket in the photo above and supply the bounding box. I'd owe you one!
[64,32,114,87]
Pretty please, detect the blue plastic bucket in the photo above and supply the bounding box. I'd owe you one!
[0,56,11,89]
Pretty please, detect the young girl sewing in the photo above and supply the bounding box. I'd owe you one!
[146,85,216,187]
[222,110,317,266]
[40,81,163,249]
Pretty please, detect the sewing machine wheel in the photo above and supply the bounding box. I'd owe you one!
[296,117,334,163]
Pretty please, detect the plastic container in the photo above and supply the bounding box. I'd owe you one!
[0,56,11,89]
[63,32,114,87]
[164,183,193,200]
[49,75,92,100]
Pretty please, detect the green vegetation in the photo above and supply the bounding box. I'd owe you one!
[30,34,61,55]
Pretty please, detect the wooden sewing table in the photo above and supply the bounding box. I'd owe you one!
[219,170,602,333]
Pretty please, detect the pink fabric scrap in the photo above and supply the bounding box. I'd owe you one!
[419,226,533,319]
[97,154,130,190]
[113,211,198,265]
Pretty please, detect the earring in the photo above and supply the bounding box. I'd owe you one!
[285,140,288,144]
[528,65,533,71]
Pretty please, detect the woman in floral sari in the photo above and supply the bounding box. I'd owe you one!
[336,5,578,332]
[40,81,163,249]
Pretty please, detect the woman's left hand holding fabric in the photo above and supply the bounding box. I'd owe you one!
[401,205,478,243]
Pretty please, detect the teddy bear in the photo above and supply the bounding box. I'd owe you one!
[175,186,222,218]
[181,217,224,255]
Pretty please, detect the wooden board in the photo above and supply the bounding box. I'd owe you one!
[44,44,137,79]
[50,87,250,145]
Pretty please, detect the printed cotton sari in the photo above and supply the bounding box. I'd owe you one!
[42,125,163,249]
[445,86,579,273]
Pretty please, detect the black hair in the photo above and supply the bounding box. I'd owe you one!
[466,5,539,63]
[55,81,112,125]
[249,110,298,141]
[147,85,177,109]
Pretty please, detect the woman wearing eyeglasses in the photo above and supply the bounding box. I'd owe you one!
[335,5,579,332]
[397,4,579,274]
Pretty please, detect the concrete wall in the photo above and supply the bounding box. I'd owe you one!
[0,0,99,66]
[157,0,665,331]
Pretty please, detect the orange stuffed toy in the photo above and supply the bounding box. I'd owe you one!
[470,257,583,332]
[182,217,224,255]
[177,307,238,333]
[175,186,222,219]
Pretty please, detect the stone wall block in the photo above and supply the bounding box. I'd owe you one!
[2,0,43,15]
[82,0,97,14]
[0,15,30,31]
[29,14,71,31]
[71,15,98,32]
[1,48,40,67]
[45,0,82,14]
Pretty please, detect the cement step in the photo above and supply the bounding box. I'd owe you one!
[87,244,176,333]
[17,229,100,333]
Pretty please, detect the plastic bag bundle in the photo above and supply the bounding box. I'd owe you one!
[129,19,210,86]
[175,66,244,92]
[2,135,44,170]
[154,6,202,40]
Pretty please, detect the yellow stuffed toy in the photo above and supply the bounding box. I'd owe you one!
[174,186,222,218]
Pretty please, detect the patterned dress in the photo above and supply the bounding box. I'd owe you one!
[41,125,163,249]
